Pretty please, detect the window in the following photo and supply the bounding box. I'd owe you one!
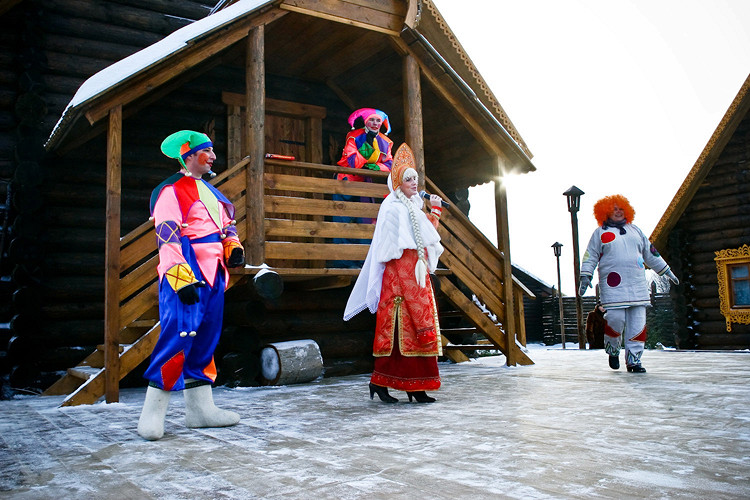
[715,244,750,331]
[729,264,750,307]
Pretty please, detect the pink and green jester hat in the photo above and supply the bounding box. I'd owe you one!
[347,108,391,135]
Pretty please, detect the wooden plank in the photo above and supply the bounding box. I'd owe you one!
[437,276,532,366]
[279,0,403,36]
[227,104,242,167]
[265,195,382,218]
[265,241,369,260]
[119,281,159,330]
[403,53,425,186]
[265,218,375,239]
[104,105,122,404]
[83,9,287,125]
[438,244,506,319]
[246,25,266,265]
[495,175,516,364]
[222,92,327,120]
[514,286,527,347]
[265,172,389,197]
[119,256,157,301]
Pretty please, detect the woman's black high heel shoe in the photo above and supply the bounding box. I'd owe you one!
[407,391,436,403]
[369,383,398,403]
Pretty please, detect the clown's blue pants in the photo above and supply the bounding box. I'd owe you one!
[144,235,226,391]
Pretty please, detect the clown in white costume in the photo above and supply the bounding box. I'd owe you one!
[579,194,679,372]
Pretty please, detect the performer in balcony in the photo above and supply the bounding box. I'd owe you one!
[579,194,678,373]
[333,108,393,266]
[343,144,444,403]
[138,130,245,440]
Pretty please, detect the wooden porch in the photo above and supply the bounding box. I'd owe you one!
[43,155,532,407]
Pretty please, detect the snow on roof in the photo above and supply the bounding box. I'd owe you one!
[46,0,272,147]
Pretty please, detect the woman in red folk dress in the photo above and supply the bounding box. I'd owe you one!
[343,144,445,403]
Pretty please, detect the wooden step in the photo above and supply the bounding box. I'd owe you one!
[443,344,500,351]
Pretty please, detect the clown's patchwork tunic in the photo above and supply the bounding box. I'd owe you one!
[336,128,393,182]
[580,224,669,309]
[144,173,242,391]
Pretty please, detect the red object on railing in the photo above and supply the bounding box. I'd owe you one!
[265,153,295,161]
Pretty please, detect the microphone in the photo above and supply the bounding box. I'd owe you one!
[420,190,450,207]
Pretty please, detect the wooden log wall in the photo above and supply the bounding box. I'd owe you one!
[4,0,212,393]
[667,112,750,349]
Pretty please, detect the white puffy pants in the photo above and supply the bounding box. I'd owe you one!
[603,306,647,367]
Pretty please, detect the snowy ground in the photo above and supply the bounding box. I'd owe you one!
[1,345,749,499]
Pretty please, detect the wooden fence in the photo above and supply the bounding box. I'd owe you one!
[540,293,677,347]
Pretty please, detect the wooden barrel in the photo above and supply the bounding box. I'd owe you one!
[260,340,323,385]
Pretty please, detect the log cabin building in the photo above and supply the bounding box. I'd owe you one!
[1,0,538,405]
[650,73,750,350]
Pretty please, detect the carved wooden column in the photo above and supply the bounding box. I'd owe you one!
[104,104,122,403]
[403,54,425,188]
[246,26,265,265]
[494,159,516,366]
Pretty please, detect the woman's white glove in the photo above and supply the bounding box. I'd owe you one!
[665,269,680,285]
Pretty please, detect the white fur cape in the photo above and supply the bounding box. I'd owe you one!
[343,192,443,321]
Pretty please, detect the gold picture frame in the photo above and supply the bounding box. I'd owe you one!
[715,244,750,332]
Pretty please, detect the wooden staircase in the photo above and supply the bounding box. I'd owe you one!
[43,157,532,406]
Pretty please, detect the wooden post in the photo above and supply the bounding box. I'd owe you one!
[227,104,242,167]
[403,54,425,188]
[246,26,265,265]
[104,105,122,403]
[494,159,516,365]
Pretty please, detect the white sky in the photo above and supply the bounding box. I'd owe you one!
[433,0,750,295]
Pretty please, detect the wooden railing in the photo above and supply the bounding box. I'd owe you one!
[43,156,531,406]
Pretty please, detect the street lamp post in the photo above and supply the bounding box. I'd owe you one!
[552,242,565,349]
[563,185,586,350]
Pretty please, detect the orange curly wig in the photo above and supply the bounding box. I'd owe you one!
[593,194,635,226]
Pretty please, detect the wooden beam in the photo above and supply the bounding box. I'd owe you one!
[104,105,122,403]
[246,26,266,265]
[403,53,425,188]
[279,0,403,36]
[494,163,516,365]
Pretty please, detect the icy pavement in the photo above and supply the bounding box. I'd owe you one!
[1,345,749,499]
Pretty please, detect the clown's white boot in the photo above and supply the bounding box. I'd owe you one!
[137,386,171,441]
[183,384,240,428]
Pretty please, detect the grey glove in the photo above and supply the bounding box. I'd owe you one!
[578,275,591,296]
[665,269,680,285]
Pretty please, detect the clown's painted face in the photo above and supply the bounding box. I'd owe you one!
[611,203,625,222]
[185,147,215,178]
[365,115,382,133]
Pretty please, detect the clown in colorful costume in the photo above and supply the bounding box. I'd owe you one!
[138,130,244,441]
[344,144,445,403]
[336,108,393,182]
[579,194,678,372]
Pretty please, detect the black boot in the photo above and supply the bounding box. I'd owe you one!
[608,355,620,370]
[369,383,398,403]
[627,364,646,373]
[407,391,436,403]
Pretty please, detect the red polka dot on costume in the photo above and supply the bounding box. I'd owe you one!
[606,272,621,287]
[601,232,616,244]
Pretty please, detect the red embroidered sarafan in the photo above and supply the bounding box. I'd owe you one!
[374,249,440,357]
